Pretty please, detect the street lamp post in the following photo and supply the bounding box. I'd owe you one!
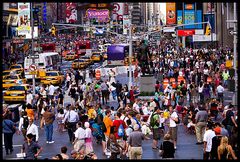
[233,3,237,107]
[31,2,36,96]
[128,4,133,90]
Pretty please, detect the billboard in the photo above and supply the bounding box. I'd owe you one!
[184,10,195,29]
[112,3,124,20]
[166,3,176,25]
[123,15,130,35]
[177,10,183,25]
[86,9,110,22]
[66,3,77,23]
[204,14,215,32]
[17,3,31,36]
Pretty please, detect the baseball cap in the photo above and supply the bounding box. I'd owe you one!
[214,127,221,135]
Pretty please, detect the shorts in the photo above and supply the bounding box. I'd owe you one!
[153,128,161,140]
[169,127,178,141]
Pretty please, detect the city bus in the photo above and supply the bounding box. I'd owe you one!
[24,52,60,80]
[105,44,129,66]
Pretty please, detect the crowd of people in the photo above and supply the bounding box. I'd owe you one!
[2,37,238,160]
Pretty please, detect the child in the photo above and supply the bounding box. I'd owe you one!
[107,133,124,159]
[56,108,65,132]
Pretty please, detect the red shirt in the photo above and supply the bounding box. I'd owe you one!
[112,119,126,139]
[129,90,135,102]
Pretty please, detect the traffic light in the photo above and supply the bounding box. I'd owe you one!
[51,25,56,36]
[205,23,211,35]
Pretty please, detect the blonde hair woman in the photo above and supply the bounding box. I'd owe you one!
[217,136,237,160]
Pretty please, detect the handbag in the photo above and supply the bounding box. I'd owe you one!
[64,111,71,129]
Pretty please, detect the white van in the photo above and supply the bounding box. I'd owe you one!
[24,52,60,80]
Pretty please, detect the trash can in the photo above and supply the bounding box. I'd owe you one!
[228,79,235,92]
[7,104,21,122]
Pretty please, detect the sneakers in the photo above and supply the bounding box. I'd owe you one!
[174,146,177,150]
[46,141,49,144]
[49,141,55,144]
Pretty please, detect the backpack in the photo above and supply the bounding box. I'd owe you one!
[175,116,181,124]
[102,122,107,133]
[118,123,124,137]
[150,113,158,128]
[23,116,29,129]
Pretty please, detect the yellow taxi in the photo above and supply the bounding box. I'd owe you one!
[41,71,64,85]
[3,84,31,103]
[80,56,92,65]
[72,59,87,69]
[9,64,24,74]
[91,52,102,62]
[3,69,19,77]
[2,74,27,90]
[65,52,76,61]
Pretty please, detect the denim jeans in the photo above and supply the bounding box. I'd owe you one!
[112,90,117,100]
[44,123,53,142]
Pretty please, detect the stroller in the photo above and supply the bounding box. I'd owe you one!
[91,122,103,144]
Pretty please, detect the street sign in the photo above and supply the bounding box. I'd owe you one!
[29,64,37,71]
[29,55,39,59]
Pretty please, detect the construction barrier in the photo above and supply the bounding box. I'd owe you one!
[170,78,177,89]
[95,69,101,80]
[163,78,169,90]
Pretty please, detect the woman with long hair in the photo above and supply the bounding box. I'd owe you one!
[217,136,237,160]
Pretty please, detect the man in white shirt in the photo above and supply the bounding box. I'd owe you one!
[169,106,179,150]
[63,106,79,143]
[216,82,224,103]
[73,122,86,152]
[48,83,55,104]
[26,118,39,142]
[149,98,156,112]
[203,123,216,160]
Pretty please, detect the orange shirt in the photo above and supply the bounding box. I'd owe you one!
[103,116,113,137]
[25,108,34,120]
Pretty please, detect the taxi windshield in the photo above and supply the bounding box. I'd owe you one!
[10,65,22,69]
[46,72,58,76]
[9,86,25,91]
[4,75,19,80]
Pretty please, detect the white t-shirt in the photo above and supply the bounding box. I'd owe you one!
[203,130,216,152]
[216,85,224,93]
[133,103,140,113]
[26,94,33,105]
[169,112,178,127]
[48,85,55,96]
[74,127,86,139]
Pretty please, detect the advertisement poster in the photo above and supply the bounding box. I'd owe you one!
[86,9,110,22]
[166,3,176,25]
[122,15,130,35]
[17,3,31,36]
[66,3,77,23]
[112,3,124,21]
[177,10,183,25]
[184,10,195,29]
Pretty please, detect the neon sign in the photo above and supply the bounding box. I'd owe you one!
[86,9,110,22]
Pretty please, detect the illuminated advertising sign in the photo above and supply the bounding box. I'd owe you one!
[166,3,176,25]
[66,3,77,23]
[86,9,110,22]
[123,15,130,35]
[17,2,31,36]
[184,10,195,29]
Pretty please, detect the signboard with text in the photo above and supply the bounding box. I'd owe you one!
[177,30,195,36]
[17,3,31,36]
[86,9,110,22]
[66,3,77,23]
[166,3,176,25]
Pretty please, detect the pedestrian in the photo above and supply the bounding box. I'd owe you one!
[151,107,161,149]
[73,122,86,153]
[42,106,55,144]
[224,104,237,139]
[159,133,175,159]
[63,105,79,143]
[26,117,39,142]
[126,124,145,159]
[103,109,113,155]
[203,123,216,160]
[101,81,109,105]
[56,108,65,132]
[195,105,208,145]
[107,133,124,159]
[84,122,94,155]
[211,125,223,159]
[18,111,29,139]
[216,82,224,103]
[168,106,179,149]
[3,114,18,155]
[217,136,237,160]
[21,133,43,160]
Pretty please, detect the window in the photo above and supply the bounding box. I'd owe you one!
[9,86,25,91]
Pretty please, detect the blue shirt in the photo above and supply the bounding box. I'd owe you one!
[2,119,15,133]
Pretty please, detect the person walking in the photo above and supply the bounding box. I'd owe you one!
[203,123,216,160]
[3,115,18,155]
[84,122,94,155]
[26,118,39,142]
[151,107,161,149]
[195,105,208,145]
[168,106,179,150]
[103,109,113,155]
[126,124,145,159]
[73,122,86,153]
[42,106,55,144]
[159,133,175,159]
[101,81,109,105]
[216,82,224,103]
[63,105,79,143]
[21,133,43,160]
